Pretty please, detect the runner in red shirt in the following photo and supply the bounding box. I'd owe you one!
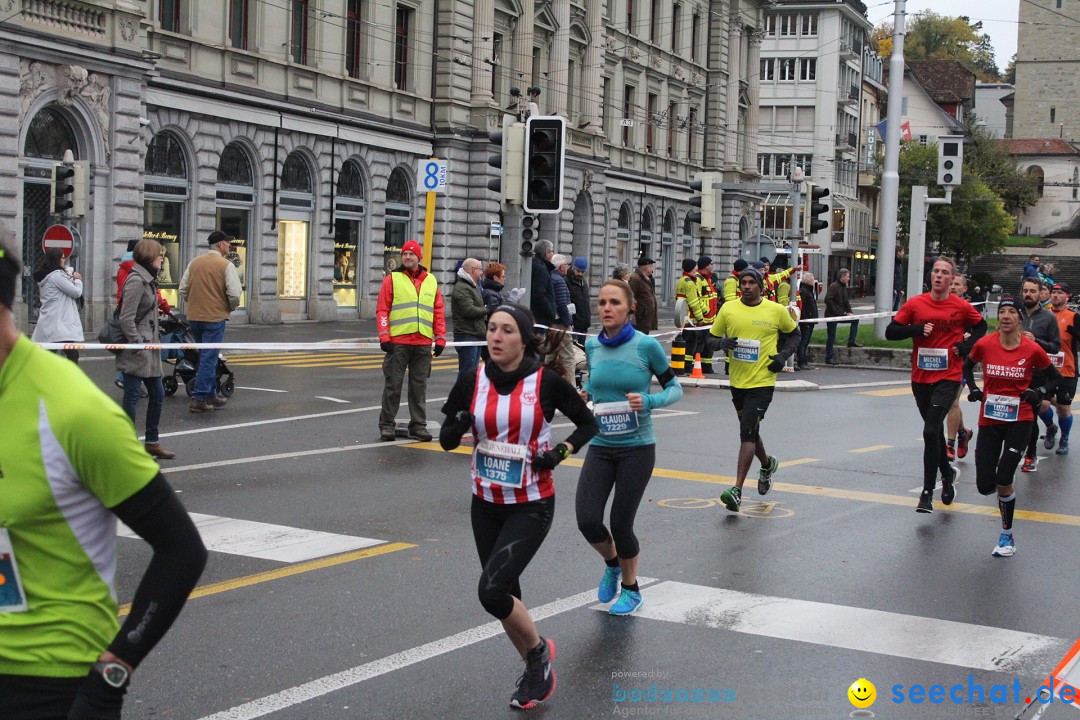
[1049,283,1078,455]
[886,257,987,513]
[964,296,1060,557]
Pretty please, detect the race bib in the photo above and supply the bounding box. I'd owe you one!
[917,347,949,371]
[733,339,761,363]
[593,401,640,436]
[0,528,28,613]
[983,394,1021,422]
[475,439,527,488]
[1050,352,1065,369]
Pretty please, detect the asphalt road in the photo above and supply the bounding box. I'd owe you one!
[70,325,1080,720]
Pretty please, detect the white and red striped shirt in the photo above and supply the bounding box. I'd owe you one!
[469,366,553,504]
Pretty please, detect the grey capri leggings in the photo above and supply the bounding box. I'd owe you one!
[575,444,656,559]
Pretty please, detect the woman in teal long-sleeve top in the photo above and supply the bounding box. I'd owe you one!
[577,279,683,616]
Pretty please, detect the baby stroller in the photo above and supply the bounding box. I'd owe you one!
[160,313,235,398]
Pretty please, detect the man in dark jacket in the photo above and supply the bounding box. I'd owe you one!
[628,257,657,333]
[796,271,818,370]
[530,240,557,326]
[893,247,906,311]
[1020,275,1061,471]
[450,257,487,376]
[1022,254,1041,283]
[567,256,591,334]
[824,268,861,364]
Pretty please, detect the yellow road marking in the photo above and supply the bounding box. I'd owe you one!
[403,444,1080,527]
[117,541,415,617]
[858,387,912,397]
[850,445,893,453]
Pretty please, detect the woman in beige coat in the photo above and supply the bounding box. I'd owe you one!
[116,239,174,459]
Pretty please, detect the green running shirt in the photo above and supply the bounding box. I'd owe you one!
[0,336,158,677]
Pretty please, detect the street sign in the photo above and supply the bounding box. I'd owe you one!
[416,159,448,194]
[42,224,75,258]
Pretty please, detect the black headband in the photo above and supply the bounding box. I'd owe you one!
[998,295,1020,313]
[491,304,536,340]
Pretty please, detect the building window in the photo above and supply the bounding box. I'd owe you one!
[491,32,502,97]
[144,131,189,308]
[602,77,610,134]
[760,58,774,81]
[346,0,364,78]
[334,160,366,309]
[691,14,699,61]
[532,46,542,88]
[646,93,657,152]
[281,153,312,193]
[1050,106,1056,124]
[160,0,182,32]
[758,153,770,176]
[1027,166,1045,197]
[567,59,576,120]
[671,3,680,53]
[667,101,676,156]
[227,0,248,49]
[290,0,309,65]
[617,203,632,265]
[626,0,634,33]
[395,5,413,91]
[800,58,816,81]
[650,0,659,42]
[764,14,776,36]
[623,85,634,146]
[796,154,812,176]
[780,15,796,36]
[216,143,255,310]
[779,58,796,81]
[801,13,817,36]
[688,106,697,162]
[23,107,78,160]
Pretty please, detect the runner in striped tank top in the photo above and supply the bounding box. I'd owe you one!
[440,304,597,710]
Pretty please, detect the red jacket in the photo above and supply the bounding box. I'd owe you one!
[376,265,447,347]
[116,259,172,314]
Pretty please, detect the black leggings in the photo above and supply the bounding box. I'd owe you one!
[975,422,1032,495]
[575,444,656,559]
[471,494,554,620]
[0,674,81,720]
[912,380,960,492]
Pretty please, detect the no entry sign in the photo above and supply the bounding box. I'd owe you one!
[42,224,75,258]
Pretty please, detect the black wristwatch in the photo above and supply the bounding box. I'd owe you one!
[93,660,131,689]
[555,443,571,461]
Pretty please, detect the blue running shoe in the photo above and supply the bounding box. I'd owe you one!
[609,588,644,616]
[991,532,1015,558]
[598,565,621,603]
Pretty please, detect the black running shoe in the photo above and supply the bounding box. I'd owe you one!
[941,465,957,506]
[1044,424,1058,450]
[510,637,556,710]
[916,491,933,514]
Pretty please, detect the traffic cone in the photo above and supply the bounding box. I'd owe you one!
[689,353,705,379]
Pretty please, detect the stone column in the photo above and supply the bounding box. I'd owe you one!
[550,0,570,117]
[582,0,603,131]
[471,0,495,105]
[724,12,742,171]
[745,29,763,172]
[513,1,535,97]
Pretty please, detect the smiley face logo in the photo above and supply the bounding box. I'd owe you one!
[848,678,876,709]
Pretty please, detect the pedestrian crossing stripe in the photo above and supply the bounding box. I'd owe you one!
[599,581,1068,673]
[858,387,913,397]
[118,512,388,562]
[225,352,460,370]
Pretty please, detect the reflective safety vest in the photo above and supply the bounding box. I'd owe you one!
[675,273,705,322]
[389,271,438,339]
[696,272,719,320]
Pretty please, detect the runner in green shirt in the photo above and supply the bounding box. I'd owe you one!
[0,235,206,719]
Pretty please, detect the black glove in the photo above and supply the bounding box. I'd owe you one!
[717,337,738,353]
[380,341,392,353]
[450,410,473,435]
[533,443,569,471]
[967,389,984,403]
[766,354,787,373]
[1021,387,1044,404]
[433,344,444,358]
[953,342,970,359]
[67,669,126,720]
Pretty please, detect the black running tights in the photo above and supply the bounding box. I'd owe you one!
[912,381,960,492]
[471,495,554,620]
[974,422,1032,495]
[575,444,656,559]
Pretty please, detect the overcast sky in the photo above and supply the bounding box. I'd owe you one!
[867,0,1020,72]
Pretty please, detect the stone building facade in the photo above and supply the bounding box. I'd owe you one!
[1013,0,1080,142]
[4,0,766,330]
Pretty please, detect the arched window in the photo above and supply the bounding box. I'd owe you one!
[334,160,367,309]
[145,132,187,178]
[616,203,632,264]
[24,107,78,160]
[383,167,413,275]
[338,160,366,198]
[1027,166,1045,198]
[387,167,411,203]
[281,152,312,193]
[640,206,654,258]
[217,143,254,186]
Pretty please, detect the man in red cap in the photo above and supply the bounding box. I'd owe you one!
[376,240,447,441]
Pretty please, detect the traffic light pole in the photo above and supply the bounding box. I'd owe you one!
[906,185,953,300]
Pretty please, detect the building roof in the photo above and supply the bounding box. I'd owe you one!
[907,60,976,104]
[770,0,869,15]
[1006,139,1080,156]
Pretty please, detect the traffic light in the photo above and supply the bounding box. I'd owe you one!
[51,162,75,215]
[71,162,88,218]
[520,214,537,256]
[523,115,565,213]
[686,172,716,231]
[803,183,830,235]
[487,117,525,205]
[937,135,964,188]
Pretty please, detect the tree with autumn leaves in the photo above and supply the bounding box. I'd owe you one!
[872,12,1002,82]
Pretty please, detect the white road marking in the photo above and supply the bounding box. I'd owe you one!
[820,380,911,390]
[315,396,350,403]
[602,581,1067,673]
[118,513,385,562]
[197,578,659,720]
[156,397,448,438]
[235,386,289,393]
[162,440,413,473]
